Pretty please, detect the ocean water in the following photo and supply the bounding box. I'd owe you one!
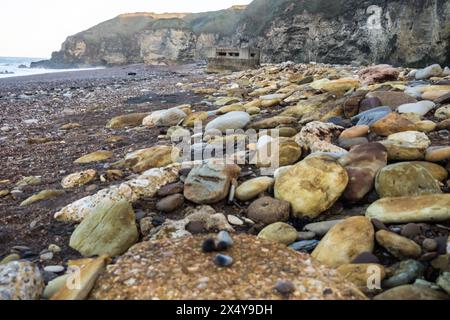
[0,57,101,79]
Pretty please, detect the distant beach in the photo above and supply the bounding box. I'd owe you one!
[0,56,103,79]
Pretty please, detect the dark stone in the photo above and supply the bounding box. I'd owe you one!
[186,221,206,234]
[157,182,184,197]
[288,240,319,253]
[247,197,290,226]
[435,236,448,255]
[338,137,368,149]
[359,97,382,113]
[382,260,425,289]
[216,231,233,250]
[202,238,217,253]
[371,219,389,232]
[327,117,352,128]
[419,252,438,262]
[352,251,380,264]
[274,280,296,295]
[401,223,421,239]
[179,168,192,177]
[213,254,233,267]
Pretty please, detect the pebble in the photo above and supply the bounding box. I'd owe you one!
[415,64,443,80]
[156,194,184,213]
[425,146,450,162]
[436,272,450,294]
[397,101,435,116]
[303,220,342,236]
[202,238,217,253]
[213,254,233,267]
[352,252,380,264]
[43,265,65,273]
[382,260,425,289]
[257,222,298,245]
[235,177,274,201]
[227,215,243,226]
[288,240,319,252]
[422,238,438,252]
[274,280,296,295]
[376,230,422,259]
[401,223,421,239]
[216,231,234,250]
[40,251,54,261]
[157,182,184,197]
[247,196,290,226]
[297,231,316,240]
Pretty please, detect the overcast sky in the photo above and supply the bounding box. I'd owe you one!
[0,0,252,58]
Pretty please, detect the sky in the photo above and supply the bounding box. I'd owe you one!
[0,0,252,58]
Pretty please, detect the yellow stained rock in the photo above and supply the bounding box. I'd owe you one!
[74,150,113,164]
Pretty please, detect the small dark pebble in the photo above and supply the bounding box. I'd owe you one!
[371,219,389,231]
[288,240,319,253]
[435,236,448,255]
[186,221,206,234]
[401,223,421,238]
[213,254,233,267]
[216,231,233,250]
[352,251,380,264]
[202,238,217,253]
[151,216,166,227]
[179,168,192,177]
[419,252,438,262]
[157,182,184,197]
[274,280,296,295]
[323,288,333,295]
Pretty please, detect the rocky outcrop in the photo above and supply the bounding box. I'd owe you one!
[32,0,450,68]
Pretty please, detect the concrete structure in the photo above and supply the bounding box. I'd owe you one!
[206,47,260,72]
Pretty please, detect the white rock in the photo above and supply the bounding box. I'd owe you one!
[415,64,443,80]
[205,111,250,133]
[397,101,435,116]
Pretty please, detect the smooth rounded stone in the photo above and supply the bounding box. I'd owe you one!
[202,238,217,252]
[415,120,436,132]
[351,106,392,126]
[401,223,421,239]
[254,138,302,168]
[235,177,274,201]
[69,199,139,257]
[214,254,234,267]
[339,125,369,139]
[61,169,97,189]
[124,145,178,173]
[43,274,69,299]
[371,218,389,231]
[303,220,343,237]
[352,252,380,264]
[437,272,450,294]
[423,90,450,101]
[247,197,290,226]
[437,118,450,130]
[217,104,245,114]
[309,77,360,92]
[382,260,426,289]
[297,231,316,241]
[343,91,367,117]
[257,222,298,245]
[380,131,431,161]
[397,101,435,116]
[375,230,422,259]
[415,64,443,80]
[422,238,438,252]
[74,150,113,164]
[217,231,234,249]
[338,143,387,201]
[375,284,449,300]
[359,97,382,113]
[288,240,319,253]
[274,156,348,219]
[205,111,250,133]
[0,261,44,300]
[184,162,240,205]
[435,105,450,120]
[246,106,261,115]
[40,251,53,261]
[425,146,450,162]
[410,161,448,181]
[0,254,20,265]
[337,263,386,293]
[375,162,442,198]
[89,234,366,300]
[16,175,42,187]
[338,137,369,149]
[370,113,417,136]
[157,182,184,197]
[366,194,450,223]
[274,280,296,295]
[106,113,149,129]
[20,189,65,207]
[156,194,184,213]
[227,215,243,226]
[311,217,375,268]
[248,116,297,130]
[43,265,65,273]
[366,91,417,109]
[156,107,187,127]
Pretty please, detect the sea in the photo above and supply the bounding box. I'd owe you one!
[0,56,101,79]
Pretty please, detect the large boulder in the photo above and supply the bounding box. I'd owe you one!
[274,155,348,218]
[69,199,139,257]
[311,217,375,268]
[89,234,366,300]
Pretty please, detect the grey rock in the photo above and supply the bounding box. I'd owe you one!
[382,260,426,289]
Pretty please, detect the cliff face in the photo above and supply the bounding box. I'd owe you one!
[32,0,450,68]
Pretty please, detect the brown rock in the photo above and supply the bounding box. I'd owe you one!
[339,125,369,139]
[358,65,399,85]
[89,234,366,300]
[374,285,449,300]
[375,230,422,259]
[106,113,149,129]
[337,263,386,293]
[247,196,290,226]
[156,194,184,213]
[366,91,417,109]
[370,113,416,136]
